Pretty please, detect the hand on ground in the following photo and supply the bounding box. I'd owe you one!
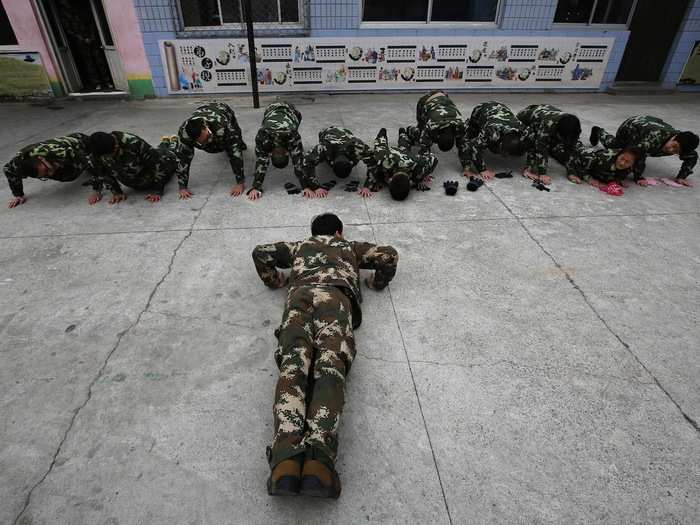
[109,193,126,204]
[230,183,245,196]
[179,188,194,199]
[88,192,102,205]
[358,187,373,198]
[8,196,27,208]
[247,189,262,201]
[145,194,161,203]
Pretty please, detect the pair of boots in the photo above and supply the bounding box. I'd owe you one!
[268,451,341,499]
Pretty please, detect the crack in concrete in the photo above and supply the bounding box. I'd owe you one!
[355,353,406,365]
[11,173,218,525]
[486,184,700,436]
[410,358,654,386]
[363,198,454,525]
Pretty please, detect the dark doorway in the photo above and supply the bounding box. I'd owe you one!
[40,0,115,92]
[616,0,690,82]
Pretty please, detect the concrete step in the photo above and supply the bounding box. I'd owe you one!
[606,82,676,95]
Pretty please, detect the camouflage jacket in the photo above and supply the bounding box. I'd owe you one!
[91,132,176,195]
[252,235,398,328]
[304,126,375,182]
[176,102,245,188]
[3,133,91,197]
[414,91,469,154]
[463,101,523,172]
[517,104,569,175]
[615,115,697,179]
[254,102,309,191]
[551,143,631,183]
[364,132,438,190]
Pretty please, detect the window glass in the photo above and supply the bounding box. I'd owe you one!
[92,0,114,46]
[221,0,242,24]
[251,0,279,22]
[553,0,596,23]
[180,0,222,27]
[280,0,300,22]
[431,0,499,22]
[0,3,18,45]
[363,0,429,22]
[592,0,635,24]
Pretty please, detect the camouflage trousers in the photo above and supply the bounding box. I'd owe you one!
[133,140,178,190]
[269,285,356,469]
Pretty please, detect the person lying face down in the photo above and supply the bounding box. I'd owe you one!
[4,133,92,209]
[550,141,641,188]
[591,115,698,187]
[517,104,582,186]
[359,128,438,200]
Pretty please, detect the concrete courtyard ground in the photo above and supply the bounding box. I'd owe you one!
[0,92,699,524]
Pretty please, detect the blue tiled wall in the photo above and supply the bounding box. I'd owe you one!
[133,0,644,95]
[662,0,700,89]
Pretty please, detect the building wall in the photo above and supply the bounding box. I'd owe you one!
[1,0,61,95]
[662,0,700,90]
[134,0,640,96]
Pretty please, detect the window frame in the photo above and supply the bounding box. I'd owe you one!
[177,0,306,30]
[359,0,503,28]
[551,0,639,30]
[0,1,20,50]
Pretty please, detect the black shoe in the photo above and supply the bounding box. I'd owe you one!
[590,126,601,147]
[267,459,302,496]
[300,459,341,499]
[444,180,458,195]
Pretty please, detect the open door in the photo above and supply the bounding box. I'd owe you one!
[89,0,128,91]
[37,0,82,92]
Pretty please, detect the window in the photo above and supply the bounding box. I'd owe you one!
[1,3,19,45]
[554,0,636,26]
[362,0,500,23]
[180,0,301,27]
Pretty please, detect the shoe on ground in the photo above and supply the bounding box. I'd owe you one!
[267,459,302,496]
[590,126,601,146]
[300,459,341,499]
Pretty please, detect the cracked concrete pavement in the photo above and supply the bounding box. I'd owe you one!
[0,92,699,524]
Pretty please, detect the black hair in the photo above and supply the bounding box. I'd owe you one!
[675,131,699,155]
[389,172,411,201]
[87,132,117,156]
[19,157,41,177]
[500,132,522,156]
[436,129,455,152]
[332,155,353,178]
[619,146,642,161]
[556,114,582,146]
[311,213,343,236]
[271,148,289,169]
[185,118,206,140]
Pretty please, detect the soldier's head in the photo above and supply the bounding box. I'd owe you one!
[436,129,455,152]
[666,131,699,155]
[556,114,581,146]
[271,147,290,169]
[388,171,411,201]
[20,157,45,178]
[87,132,117,156]
[311,213,343,237]
[499,132,523,156]
[331,155,354,179]
[185,118,211,145]
[615,147,641,171]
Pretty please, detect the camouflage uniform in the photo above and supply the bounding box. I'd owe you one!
[550,143,632,183]
[363,129,438,191]
[404,91,469,162]
[304,126,375,182]
[463,101,524,173]
[598,115,697,180]
[175,102,246,189]
[254,102,312,192]
[252,235,398,469]
[3,133,92,197]
[517,104,576,176]
[90,132,178,195]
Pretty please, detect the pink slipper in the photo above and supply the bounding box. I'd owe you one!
[644,177,660,186]
[599,182,624,196]
[661,178,684,188]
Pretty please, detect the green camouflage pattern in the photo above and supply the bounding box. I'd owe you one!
[364,130,438,190]
[517,104,569,176]
[3,133,91,197]
[304,126,375,182]
[463,101,523,172]
[598,115,697,179]
[175,102,246,189]
[254,102,309,191]
[550,142,631,183]
[252,235,398,467]
[90,132,178,195]
[404,90,469,156]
